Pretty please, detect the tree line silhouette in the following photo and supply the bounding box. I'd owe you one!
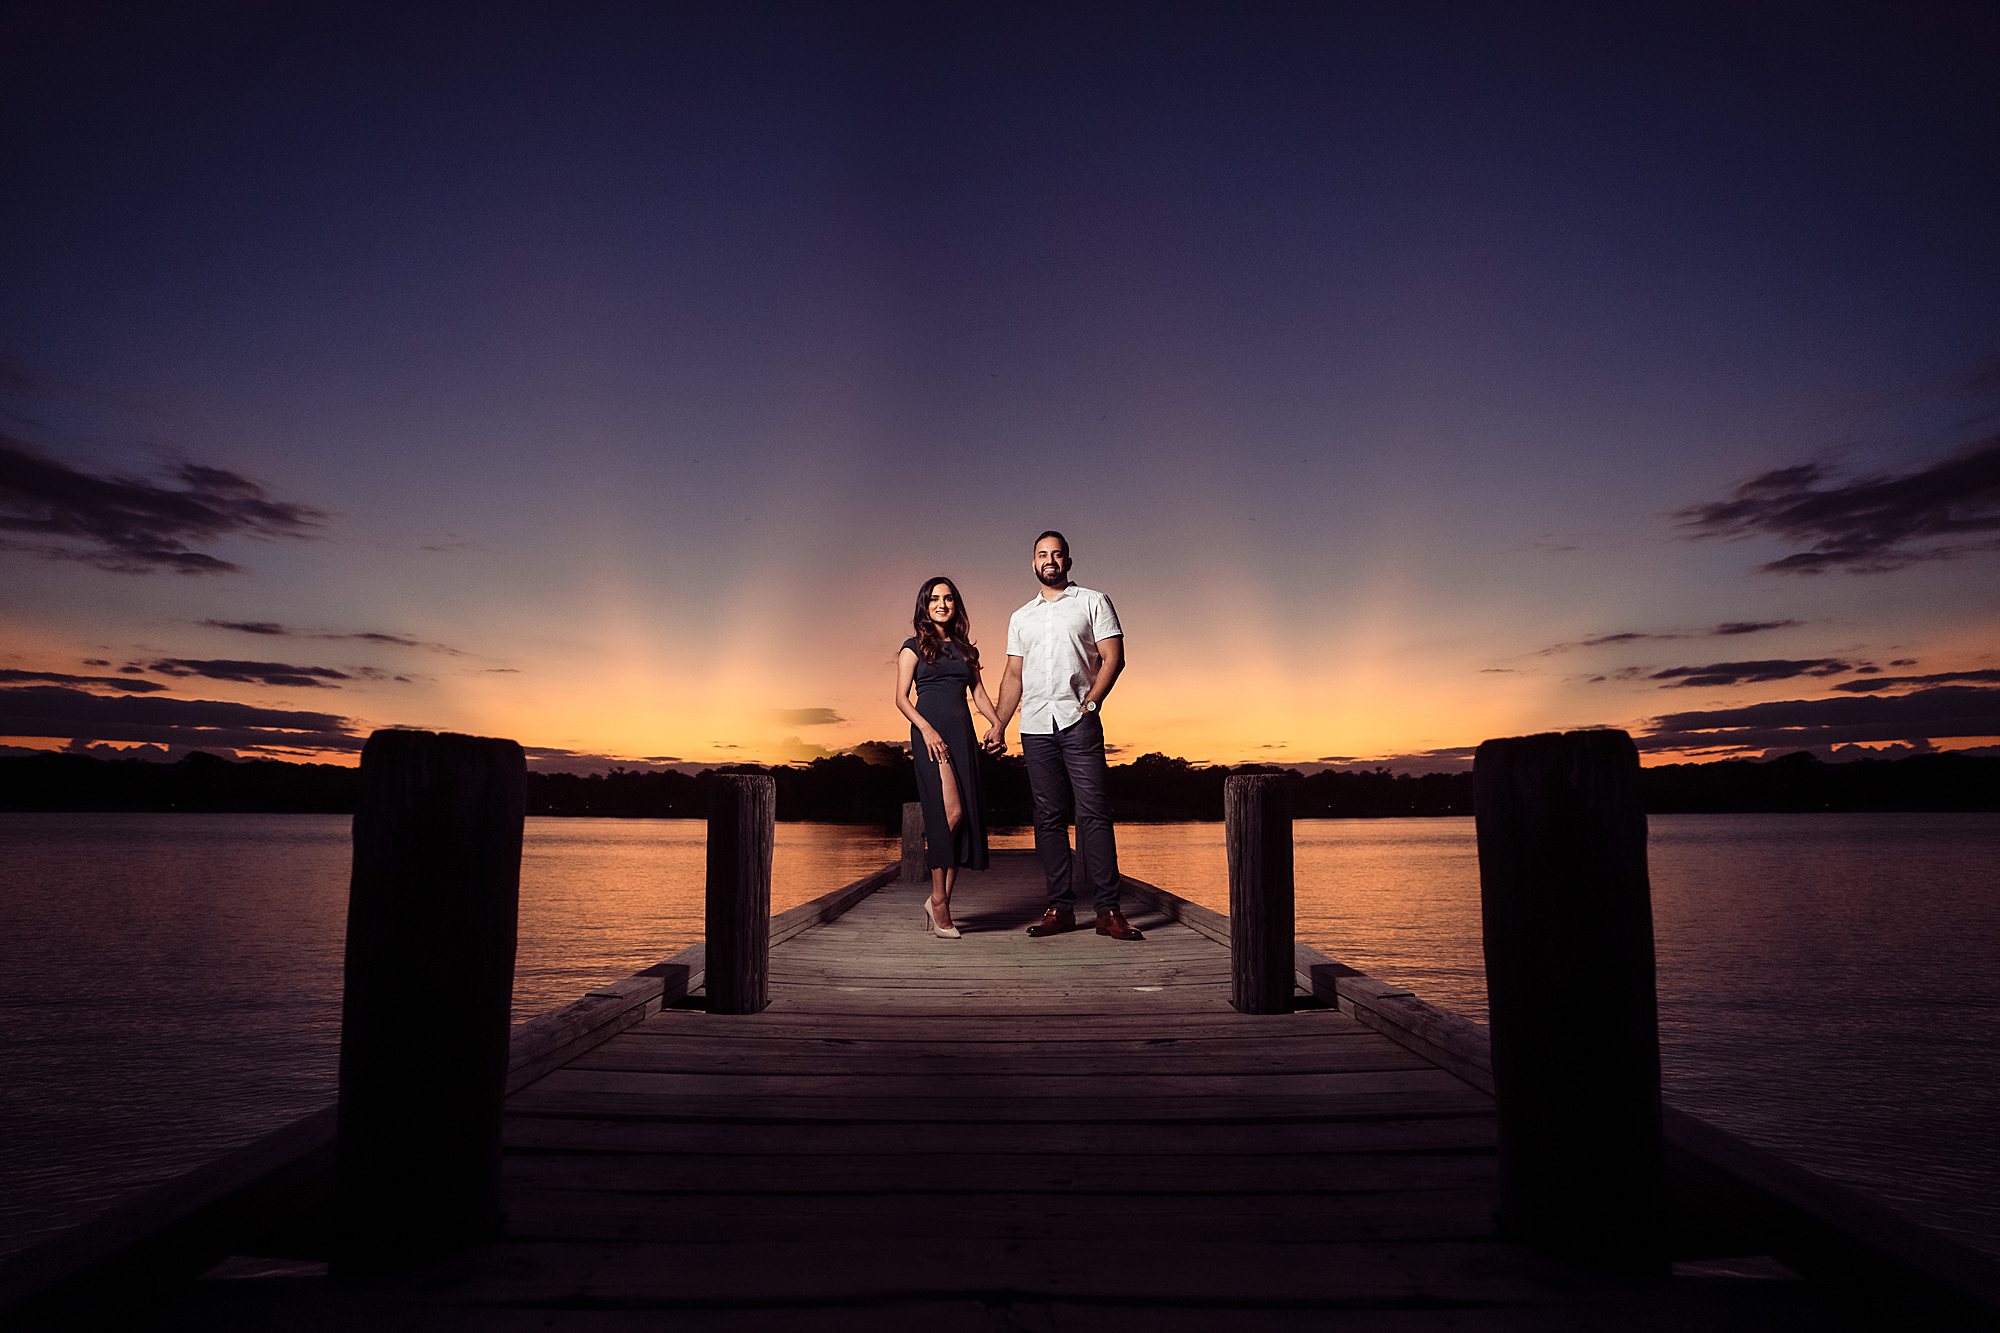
[2,746,1995,819]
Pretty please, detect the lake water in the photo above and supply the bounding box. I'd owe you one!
[1,812,1995,1262]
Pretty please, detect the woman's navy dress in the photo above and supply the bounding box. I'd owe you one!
[904,636,990,871]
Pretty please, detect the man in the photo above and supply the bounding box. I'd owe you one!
[994,530,1143,941]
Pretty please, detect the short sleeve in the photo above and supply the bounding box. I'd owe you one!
[1090,593,1122,640]
[900,637,919,654]
[1005,610,1026,657]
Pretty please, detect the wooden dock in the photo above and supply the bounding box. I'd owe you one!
[6,730,1999,1331]
[63,855,1837,1330]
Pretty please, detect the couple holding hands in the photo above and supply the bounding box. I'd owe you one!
[893,530,1143,943]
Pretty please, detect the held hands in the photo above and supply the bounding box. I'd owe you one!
[981,722,1005,754]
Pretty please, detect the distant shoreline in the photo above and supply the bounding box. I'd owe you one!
[3,748,1995,820]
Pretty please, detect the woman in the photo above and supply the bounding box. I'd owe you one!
[895,576,1001,937]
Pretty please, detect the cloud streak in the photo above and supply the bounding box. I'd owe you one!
[0,437,327,574]
[140,658,354,689]
[200,620,465,656]
[0,668,168,693]
[1832,668,2000,694]
[770,708,846,727]
[1676,437,2000,574]
[1647,658,1869,689]
[1535,620,1802,656]
[1639,684,2000,753]
[0,684,362,753]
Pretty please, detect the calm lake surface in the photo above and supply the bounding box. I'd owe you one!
[1,811,1995,1260]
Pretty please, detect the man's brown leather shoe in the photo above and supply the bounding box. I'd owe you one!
[1095,908,1145,941]
[1026,906,1076,937]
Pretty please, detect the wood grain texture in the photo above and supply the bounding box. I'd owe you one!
[704,774,775,1014]
[1226,773,1295,1013]
[1474,729,1662,1275]
[336,727,524,1273]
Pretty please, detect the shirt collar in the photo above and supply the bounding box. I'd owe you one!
[1022,583,1080,613]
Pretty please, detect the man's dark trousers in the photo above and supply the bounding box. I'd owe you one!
[1022,712,1121,911]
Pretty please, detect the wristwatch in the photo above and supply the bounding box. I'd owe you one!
[1081,699,1098,714]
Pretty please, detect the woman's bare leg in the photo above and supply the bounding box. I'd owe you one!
[939,754,962,832]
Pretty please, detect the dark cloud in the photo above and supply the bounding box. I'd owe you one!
[1537,620,1803,655]
[1568,632,1654,650]
[0,436,327,574]
[1649,658,1863,689]
[1320,745,1478,775]
[1640,685,2000,754]
[1713,620,1805,636]
[0,668,167,693]
[771,708,845,727]
[199,619,465,656]
[141,658,352,688]
[0,684,362,754]
[1832,668,2000,694]
[522,745,689,775]
[1676,438,2000,574]
[61,739,243,763]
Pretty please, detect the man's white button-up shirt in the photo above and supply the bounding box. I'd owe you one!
[1005,583,1123,735]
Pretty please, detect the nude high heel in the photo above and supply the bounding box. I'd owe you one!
[921,895,961,939]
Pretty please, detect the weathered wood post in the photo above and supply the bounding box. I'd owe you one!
[1475,728,1663,1276]
[335,728,525,1275]
[706,773,775,1014]
[901,801,926,882]
[1226,774,1294,1014]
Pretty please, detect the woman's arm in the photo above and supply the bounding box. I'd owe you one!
[894,647,949,765]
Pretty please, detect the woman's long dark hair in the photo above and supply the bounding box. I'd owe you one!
[911,576,980,671]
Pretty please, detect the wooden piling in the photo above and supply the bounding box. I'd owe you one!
[901,801,925,882]
[706,773,775,1014]
[1474,728,1663,1276]
[1225,774,1294,1014]
[334,728,524,1275]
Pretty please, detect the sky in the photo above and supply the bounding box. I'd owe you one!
[3,1,1998,773]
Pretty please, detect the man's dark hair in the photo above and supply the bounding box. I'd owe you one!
[1034,529,1069,554]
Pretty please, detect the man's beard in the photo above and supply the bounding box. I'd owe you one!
[1036,566,1067,587]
